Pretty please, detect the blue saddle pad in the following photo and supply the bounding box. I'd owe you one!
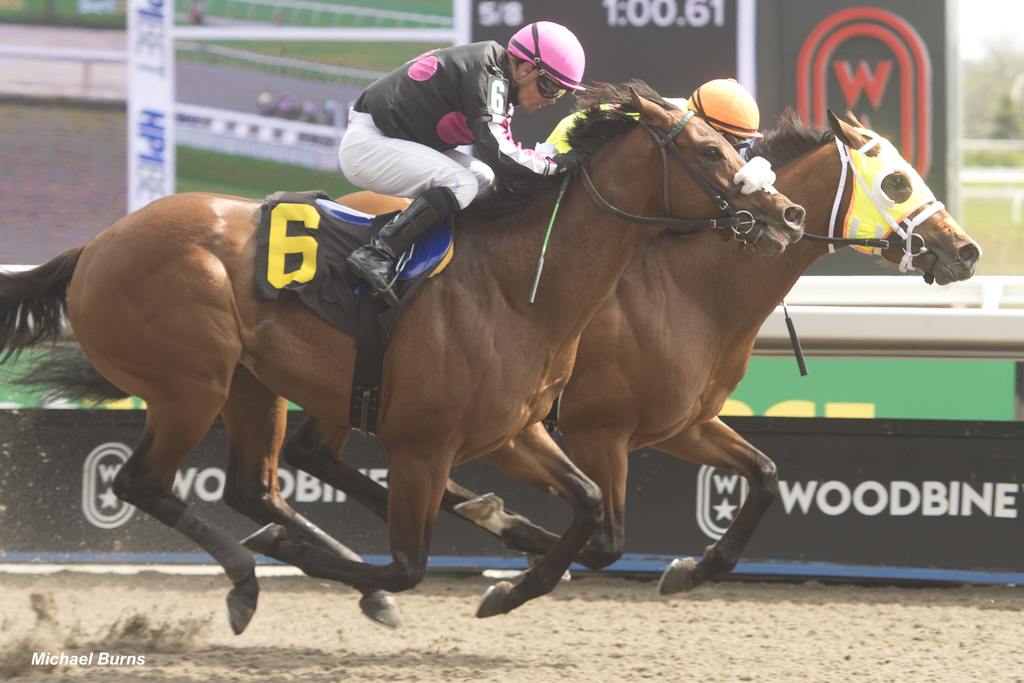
[314,198,452,281]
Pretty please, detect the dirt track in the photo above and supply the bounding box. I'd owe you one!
[1,571,1022,682]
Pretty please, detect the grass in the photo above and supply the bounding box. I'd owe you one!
[175,0,451,27]
[176,146,357,199]
[183,41,438,72]
[960,195,1024,274]
[0,0,125,27]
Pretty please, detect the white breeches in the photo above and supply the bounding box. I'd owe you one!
[339,110,494,209]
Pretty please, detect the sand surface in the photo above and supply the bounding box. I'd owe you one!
[1,571,1022,682]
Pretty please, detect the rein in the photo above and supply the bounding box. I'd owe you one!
[578,112,757,240]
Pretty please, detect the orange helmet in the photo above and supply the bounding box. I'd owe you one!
[688,78,762,139]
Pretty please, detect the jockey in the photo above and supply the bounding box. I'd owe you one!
[546,77,762,155]
[339,21,586,303]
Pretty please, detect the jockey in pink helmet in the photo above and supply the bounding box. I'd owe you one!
[339,21,586,305]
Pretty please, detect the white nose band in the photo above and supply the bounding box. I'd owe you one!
[733,156,777,195]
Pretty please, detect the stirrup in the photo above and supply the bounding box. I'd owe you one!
[369,245,412,307]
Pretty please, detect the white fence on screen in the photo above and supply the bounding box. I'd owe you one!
[176,103,344,170]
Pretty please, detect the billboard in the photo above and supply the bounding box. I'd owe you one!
[2,410,1022,583]
[756,0,955,275]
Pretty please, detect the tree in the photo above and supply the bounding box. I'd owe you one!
[991,90,1024,139]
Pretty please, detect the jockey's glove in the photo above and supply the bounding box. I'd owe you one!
[553,151,583,176]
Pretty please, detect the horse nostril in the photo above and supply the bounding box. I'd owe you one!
[958,243,980,264]
[784,205,805,228]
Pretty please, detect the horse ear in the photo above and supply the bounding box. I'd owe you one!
[631,87,673,128]
[844,109,866,128]
[827,109,868,149]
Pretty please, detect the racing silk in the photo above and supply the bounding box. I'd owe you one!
[354,41,557,178]
[545,98,688,153]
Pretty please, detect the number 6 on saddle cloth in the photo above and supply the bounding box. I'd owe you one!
[255,190,454,434]
[256,190,453,330]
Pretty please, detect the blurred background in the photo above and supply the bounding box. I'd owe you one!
[1,0,1022,422]
[2,0,1021,271]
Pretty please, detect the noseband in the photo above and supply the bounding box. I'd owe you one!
[579,110,758,241]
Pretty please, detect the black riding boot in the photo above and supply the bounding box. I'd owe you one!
[347,187,458,306]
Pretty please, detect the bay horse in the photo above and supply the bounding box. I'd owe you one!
[298,110,981,594]
[0,84,804,632]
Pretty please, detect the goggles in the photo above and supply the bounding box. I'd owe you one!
[537,74,567,100]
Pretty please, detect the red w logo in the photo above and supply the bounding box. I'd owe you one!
[832,60,893,109]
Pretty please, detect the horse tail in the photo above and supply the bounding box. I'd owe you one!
[13,344,130,403]
[0,246,83,362]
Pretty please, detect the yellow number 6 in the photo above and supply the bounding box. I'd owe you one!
[267,203,320,288]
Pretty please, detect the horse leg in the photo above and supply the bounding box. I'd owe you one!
[112,397,259,635]
[242,434,452,597]
[551,428,631,571]
[285,417,561,551]
[476,422,603,618]
[652,417,778,595]
[218,367,400,628]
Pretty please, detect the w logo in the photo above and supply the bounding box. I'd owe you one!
[833,60,892,109]
[696,465,748,540]
[796,7,932,175]
[82,442,136,529]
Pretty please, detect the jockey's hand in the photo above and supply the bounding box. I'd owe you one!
[553,151,582,176]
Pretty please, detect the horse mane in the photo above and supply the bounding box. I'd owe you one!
[750,108,835,169]
[468,80,672,219]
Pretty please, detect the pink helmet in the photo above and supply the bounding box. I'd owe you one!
[507,21,585,91]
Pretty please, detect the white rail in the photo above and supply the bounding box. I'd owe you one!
[176,41,386,82]
[172,26,455,41]
[185,0,453,26]
[0,46,126,100]
[175,103,343,170]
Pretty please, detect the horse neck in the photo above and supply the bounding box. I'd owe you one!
[655,142,842,341]
[456,130,667,341]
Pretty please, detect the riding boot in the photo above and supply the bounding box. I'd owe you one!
[347,187,458,306]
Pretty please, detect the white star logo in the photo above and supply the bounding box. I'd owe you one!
[712,499,738,522]
[97,488,120,510]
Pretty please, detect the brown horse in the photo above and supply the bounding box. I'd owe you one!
[0,84,804,632]
[303,110,981,592]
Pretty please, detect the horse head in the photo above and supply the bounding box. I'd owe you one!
[827,110,981,285]
[630,89,806,256]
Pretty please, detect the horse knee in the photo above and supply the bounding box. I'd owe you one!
[573,475,604,527]
[754,459,778,509]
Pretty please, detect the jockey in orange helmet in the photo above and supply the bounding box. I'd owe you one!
[546,77,761,156]
[683,78,762,151]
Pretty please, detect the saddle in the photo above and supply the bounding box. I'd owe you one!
[255,190,453,337]
[255,190,455,435]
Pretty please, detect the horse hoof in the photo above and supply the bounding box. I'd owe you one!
[226,569,259,635]
[475,581,514,619]
[359,591,401,629]
[453,492,505,522]
[657,557,699,595]
[241,523,286,556]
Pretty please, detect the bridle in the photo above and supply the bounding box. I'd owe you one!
[578,109,760,243]
[802,134,944,281]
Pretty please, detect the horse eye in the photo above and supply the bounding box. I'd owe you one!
[702,146,723,161]
[881,172,913,203]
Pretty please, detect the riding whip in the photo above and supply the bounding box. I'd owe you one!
[783,302,808,377]
[528,174,571,304]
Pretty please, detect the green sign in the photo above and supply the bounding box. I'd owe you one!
[725,358,1016,421]
[0,352,1016,421]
